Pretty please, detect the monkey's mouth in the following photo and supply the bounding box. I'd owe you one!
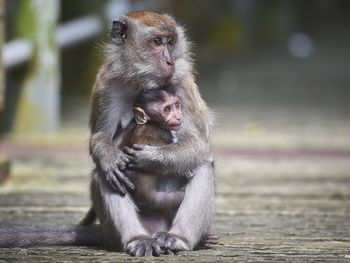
[160,67,175,83]
[161,73,173,83]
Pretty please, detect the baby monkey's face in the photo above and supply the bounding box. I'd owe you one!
[146,91,183,131]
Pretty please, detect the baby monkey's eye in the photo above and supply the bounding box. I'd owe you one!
[175,101,181,109]
[163,106,171,115]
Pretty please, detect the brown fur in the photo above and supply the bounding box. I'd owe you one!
[0,12,216,255]
[87,11,215,256]
[127,11,174,27]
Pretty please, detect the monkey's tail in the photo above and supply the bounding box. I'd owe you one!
[0,225,103,247]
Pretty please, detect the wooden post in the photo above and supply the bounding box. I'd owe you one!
[13,0,60,132]
[0,0,4,112]
[0,0,10,184]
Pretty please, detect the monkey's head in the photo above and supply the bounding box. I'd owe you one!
[108,11,191,89]
[133,86,183,131]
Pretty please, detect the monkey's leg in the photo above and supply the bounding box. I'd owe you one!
[91,170,161,256]
[154,162,215,252]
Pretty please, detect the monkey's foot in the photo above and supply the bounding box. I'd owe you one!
[200,233,220,249]
[154,232,190,253]
[126,235,161,257]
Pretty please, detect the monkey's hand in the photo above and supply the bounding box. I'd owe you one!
[124,144,160,171]
[126,235,161,257]
[154,232,190,254]
[124,131,212,174]
[98,150,135,195]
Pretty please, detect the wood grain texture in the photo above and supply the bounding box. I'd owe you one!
[0,145,349,261]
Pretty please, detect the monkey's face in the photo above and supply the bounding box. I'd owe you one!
[110,12,181,88]
[161,97,182,131]
[146,92,183,131]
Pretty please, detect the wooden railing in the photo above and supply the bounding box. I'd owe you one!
[3,15,102,69]
[2,2,103,132]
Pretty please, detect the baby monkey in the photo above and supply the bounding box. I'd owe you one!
[122,85,186,234]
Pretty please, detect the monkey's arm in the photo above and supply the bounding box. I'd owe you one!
[89,86,135,194]
[124,129,212,175]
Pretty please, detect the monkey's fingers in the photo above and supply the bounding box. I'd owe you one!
[120,155,130,164]
[123,146,135,156]
[198,234,220,249]
[124,154,137,170]
[152,242,162,256]
[136,246,146,257]
[132,144,145,150]
[206,234,220,241]
[164,235,175,248]
[144,241,161,257]
[127,236,160,257]
[205,239,219,244]
[205,236,219,245]
[118,162,127,171]
[143,245,152,257]
[106,171,126,195]
[125,154,134,162]
[113,169,135,191]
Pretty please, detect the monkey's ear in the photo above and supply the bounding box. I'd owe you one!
[133,107,150,125]
[110,20,128,44]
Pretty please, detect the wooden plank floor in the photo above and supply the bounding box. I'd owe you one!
[0,141,349,262]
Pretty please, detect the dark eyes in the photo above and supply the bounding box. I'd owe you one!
[153,37,176,46]
[168,37,175,46]
[163,106,171,115]
[153,37,162,46]
[175,101,181,109]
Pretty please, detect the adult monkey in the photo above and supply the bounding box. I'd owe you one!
[0,86,218,254]
[0,11,215,256]
[89,11,215,256]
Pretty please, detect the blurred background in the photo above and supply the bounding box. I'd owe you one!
[0,0,349,184]
[1,0,350,152]
[0,1,350,260]
[1,0,350,148]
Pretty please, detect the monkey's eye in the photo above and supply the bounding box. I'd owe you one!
[153,37,162,46]
[175,101,181,109]
[168,37,175,46]
[163,106,171,115]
